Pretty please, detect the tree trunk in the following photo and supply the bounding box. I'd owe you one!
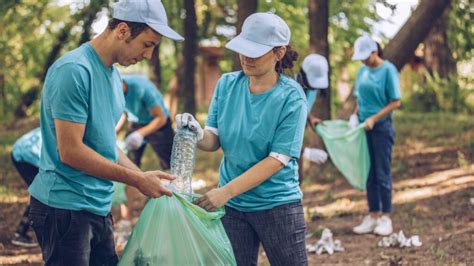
[337,0,452,119]
[423,6,456,78]
[384,0,452,71]
[308,0,330,120]
[179,0,198,115]
[232,0,257,71]
[149,44,162,88]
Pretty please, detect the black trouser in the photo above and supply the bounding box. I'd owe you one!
[126,118,174,170]
[29,197,118,265]
[11,153,38,236]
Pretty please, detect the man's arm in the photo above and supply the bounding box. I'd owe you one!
[55,119,174,197]
[197,129,220,152]
[135,105,167,137]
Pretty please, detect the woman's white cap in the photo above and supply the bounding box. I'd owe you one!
[302,54,329,89]
[226,12,291,58]
[352,35,377,61]
[112,0,184,41]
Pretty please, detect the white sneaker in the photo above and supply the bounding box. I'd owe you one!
[374,215,393,236]
[353,215,378,234]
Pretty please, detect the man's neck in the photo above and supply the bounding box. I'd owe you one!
[89,32,115,68]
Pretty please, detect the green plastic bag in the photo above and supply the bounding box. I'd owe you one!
[118,191,236,265]
[316,120,370,191]
[111,181,127,206]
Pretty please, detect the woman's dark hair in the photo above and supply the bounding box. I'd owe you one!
[107,19,149,39]
[273,45,299,74]
[376,42,383,58]
[296,69,311,93]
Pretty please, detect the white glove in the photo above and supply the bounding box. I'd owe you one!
[175,113,204,141]
[303,148,328,164]
[124,131,144,151]
[348,114,359,129]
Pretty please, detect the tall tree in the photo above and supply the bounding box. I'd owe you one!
[232,0,257,71]
[423,6,456,78]
[308,0,330,120]
[149,45,162,88]
[179,0,198,114]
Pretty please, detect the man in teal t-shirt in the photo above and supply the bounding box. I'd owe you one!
[27,0,182,264]
[117,75,174,169]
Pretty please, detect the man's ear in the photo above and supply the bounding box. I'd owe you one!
[115,22,131,41]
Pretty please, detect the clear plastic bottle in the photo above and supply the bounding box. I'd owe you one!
[170,126,197,197]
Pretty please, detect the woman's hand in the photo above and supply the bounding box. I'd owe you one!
[365,116,376,130]
[194,187,233,212]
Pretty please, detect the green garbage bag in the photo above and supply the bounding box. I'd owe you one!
[111,181,127,206]
[118,191,236,265]
[316,120,370,191]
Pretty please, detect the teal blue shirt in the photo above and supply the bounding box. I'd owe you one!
[306,90,318,115]
[12,128,42,167]
[29,43,124,217]
[354,60,401,122]
[123,75,169,125]
[206,71,307,211]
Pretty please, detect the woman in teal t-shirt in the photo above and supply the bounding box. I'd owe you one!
[177,12,308,265]
[351,36,401,237]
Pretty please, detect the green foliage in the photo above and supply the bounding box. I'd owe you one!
[403,72,474,114]
[448,0,473,61]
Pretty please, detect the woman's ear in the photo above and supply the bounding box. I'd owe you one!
[277,46,287,61]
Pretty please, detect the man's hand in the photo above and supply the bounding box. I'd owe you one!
[175,113,204,141]
[194,187,232,212]
[365,116,376,130]
[134,170,175,198]
[125,131,144,151]
[308,115,323,129]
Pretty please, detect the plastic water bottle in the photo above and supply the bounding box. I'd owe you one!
[170,126,197,197]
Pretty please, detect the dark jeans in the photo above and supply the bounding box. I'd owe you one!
[222,202,307,266]
[366,118,394,213]
[29,197,118,266]
[126,118,174,170]
[11,153,38,236]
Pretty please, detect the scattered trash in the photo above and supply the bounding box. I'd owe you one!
[378,230,422,248]
[306,228,345,255]
[192,179,207,190]
[470,197,474,205]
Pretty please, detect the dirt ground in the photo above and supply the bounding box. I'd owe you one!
[0,115,473,265]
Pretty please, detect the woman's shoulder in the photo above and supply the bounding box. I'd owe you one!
[278,75,306,101]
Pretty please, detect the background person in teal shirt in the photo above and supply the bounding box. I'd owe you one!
[177,12,308,265]
[351,36,401,237]
[10,127,41,248]
[117,75,174,170]
[27,0,181,264]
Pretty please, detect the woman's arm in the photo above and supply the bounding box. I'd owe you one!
[365,100,401,130]
[194,156,284,211]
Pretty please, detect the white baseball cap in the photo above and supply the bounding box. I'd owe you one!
[302,54,328,89]
[351,35,377,61]
[112,0,184,41]
[225,12,291,58]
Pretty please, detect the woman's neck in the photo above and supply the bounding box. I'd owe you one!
[248,71,279,94]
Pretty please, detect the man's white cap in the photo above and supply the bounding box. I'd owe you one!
[302,54,329,89]
[226,12,291,58]
[112,0,184,41]
[352,35,377,61]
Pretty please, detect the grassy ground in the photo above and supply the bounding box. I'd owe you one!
[0,112,472,265]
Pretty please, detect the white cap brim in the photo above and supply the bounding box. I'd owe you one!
[148,23,184,41]
[225,35,273,58]
[306,73,328,89]
[351,50,371,61]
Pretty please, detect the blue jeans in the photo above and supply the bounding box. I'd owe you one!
[366,118,394,213]
[28,197,118,265]
[222,201,307,266]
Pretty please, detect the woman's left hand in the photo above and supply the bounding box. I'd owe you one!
[194,187,232,212]
[365,116,376,130]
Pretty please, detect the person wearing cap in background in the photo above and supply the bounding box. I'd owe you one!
[116,75,174,170]
[297,54,329,171]
[10,128,41,248]
[27,0,182,264]
[350,35,401,237]
[176,12,308,265]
